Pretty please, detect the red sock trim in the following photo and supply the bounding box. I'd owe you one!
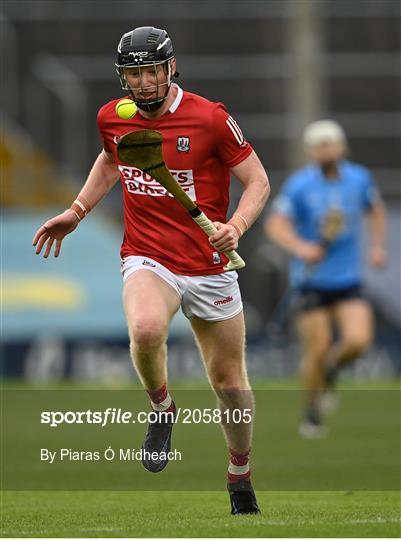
[146,383,168,404]
[229,447,250,467]
[228,470,251,484]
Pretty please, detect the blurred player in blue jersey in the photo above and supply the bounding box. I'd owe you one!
[266,120,387,437]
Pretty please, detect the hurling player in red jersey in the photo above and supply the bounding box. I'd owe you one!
[33,26,270,514]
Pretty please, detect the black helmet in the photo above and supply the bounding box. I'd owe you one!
[115,26,176,112]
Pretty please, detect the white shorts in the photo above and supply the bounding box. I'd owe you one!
[121,256,243,322]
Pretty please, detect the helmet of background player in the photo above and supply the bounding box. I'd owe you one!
[303,120,346,148]
[115,26,178,112]
[303,120,348,164]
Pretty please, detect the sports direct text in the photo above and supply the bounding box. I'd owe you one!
[119,166,196,200]
[40,407,252,427]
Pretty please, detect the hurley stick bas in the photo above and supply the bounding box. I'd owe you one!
[117,129,245,271]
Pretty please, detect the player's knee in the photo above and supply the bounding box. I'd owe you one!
[343,334,371,360]
[130,319,167,351]
[210,368,249,393]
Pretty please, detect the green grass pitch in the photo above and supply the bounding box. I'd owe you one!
[1,490,400,537]
[1,379,400,537]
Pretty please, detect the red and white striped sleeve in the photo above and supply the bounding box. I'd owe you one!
[212,103,253,168]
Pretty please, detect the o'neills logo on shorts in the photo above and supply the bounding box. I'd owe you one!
[119,166,196,200]
[142,259,156,268]
[214,296,233,306]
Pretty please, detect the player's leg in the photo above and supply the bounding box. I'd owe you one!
[296,307,332,436]
[123,269,180,388]
[326,298,373,384]
[191,311,252,450]
[190,312,259,514]
[123,268,181,472]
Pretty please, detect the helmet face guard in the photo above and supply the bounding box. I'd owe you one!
[116,59,173,112]
[115,27,176,112]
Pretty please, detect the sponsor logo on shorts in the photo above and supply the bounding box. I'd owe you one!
[214,296,233,306]
[119,166,196,200]
[142,260,156,268]
[212,252,221,264]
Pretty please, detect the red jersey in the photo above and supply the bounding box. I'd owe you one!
[97,84,253,275]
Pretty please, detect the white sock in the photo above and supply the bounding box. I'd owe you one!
[151,393,172,412]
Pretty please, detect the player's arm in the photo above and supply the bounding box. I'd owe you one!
[265,213,324,264]
[367,199,387,268]
[33,150,120,258]
[75,149,120,209]
[209,151,270,252]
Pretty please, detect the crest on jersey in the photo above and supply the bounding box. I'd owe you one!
[177,136,190,152]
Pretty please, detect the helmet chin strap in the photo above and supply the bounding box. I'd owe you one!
[129,89,168,112]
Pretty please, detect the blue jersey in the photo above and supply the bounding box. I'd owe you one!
[272,161,379,289]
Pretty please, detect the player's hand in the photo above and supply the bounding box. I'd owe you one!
[33,210,80,258]
[209,222,239,252]
[296,242,325,264]
[369,246,387,269]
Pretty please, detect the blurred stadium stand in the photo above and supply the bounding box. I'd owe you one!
[1,0,400,380]
[1,116,76,208]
